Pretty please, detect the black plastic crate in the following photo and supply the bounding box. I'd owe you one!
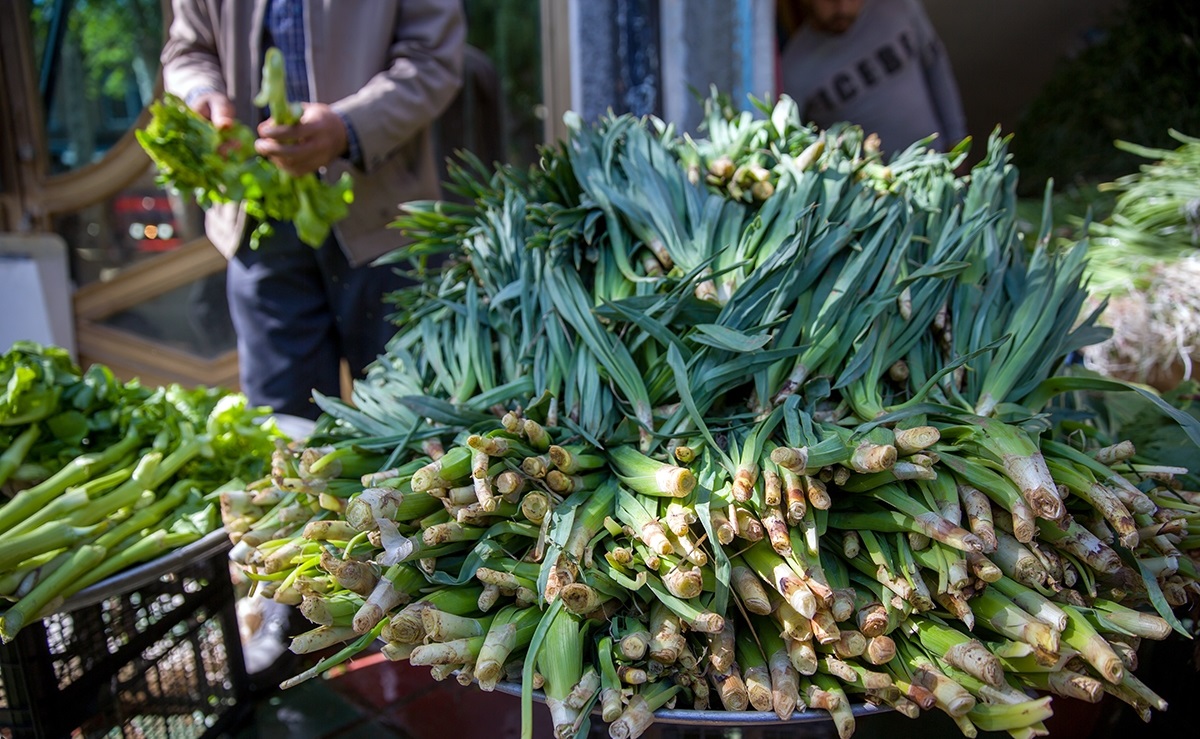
[0,531,249,739]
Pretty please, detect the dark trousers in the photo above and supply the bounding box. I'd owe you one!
[226,223,408,420]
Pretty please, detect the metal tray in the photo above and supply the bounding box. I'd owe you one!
[491,681,891,726]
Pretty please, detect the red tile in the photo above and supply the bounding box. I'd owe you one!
[324,655,443,712]
[377,677,557,739]
[1041,694,1110,739]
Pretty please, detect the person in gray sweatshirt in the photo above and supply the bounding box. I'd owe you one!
[780,0,967,156]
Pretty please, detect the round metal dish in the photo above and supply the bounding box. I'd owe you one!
[491,681,891,726]
[56,528,232,612]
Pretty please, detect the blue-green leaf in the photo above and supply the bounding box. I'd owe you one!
[691,324,772,353]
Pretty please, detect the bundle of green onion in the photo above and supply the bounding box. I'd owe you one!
[220,94,1200,739]
[1086,129,1200,295]
[1073,130,1200,387]
[0,341,285,641]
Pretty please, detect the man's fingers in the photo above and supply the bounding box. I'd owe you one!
[192,93,236,130]
[255,137,321,176]
[209,98,236,129]
[193,97,213,120]
[257,120,292,139]
[254,137,304,159]
[255,102,344,176]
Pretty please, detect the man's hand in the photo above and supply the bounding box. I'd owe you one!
[188,91,247,157]
[190,91,236,130]
[254,103,349,177]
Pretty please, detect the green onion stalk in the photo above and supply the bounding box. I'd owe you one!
[0,426,143,536]
[544,479,618,602]
[3,464,133,539]
[751,616,800,718]
[0,425,42,488]
[472,605,541,690]
[537,606,587,737]
[608,679,682,739]
[596,636,624,721]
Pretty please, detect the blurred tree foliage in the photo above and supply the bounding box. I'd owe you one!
[30,0,162,104]
[1011,0,1200,198]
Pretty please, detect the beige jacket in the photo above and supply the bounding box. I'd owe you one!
[161,0,465,266]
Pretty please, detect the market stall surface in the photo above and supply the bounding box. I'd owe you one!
[226,645,1147,739]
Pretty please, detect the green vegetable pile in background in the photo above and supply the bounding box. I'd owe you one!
[135,47,353,249]
[214,93,1200,739]
[1026,130,1200,391]
[0,341,286,642]
[1006,0,1200,399]
[1085,130,1200,294]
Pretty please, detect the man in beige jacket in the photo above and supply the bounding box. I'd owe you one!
[163,0,465,419]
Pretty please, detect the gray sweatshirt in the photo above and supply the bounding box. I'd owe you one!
[780,0,968,155]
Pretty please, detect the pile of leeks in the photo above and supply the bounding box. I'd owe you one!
[218,95,1200,739]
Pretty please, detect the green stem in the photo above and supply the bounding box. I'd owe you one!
[0,544,107,642]
[0,424,41,487]
[0,520,108,572]
[281,619,388,689]
[72,530,200,596]
[0,426,142,535]
[94,478,201,550]
[69,436,206,528]
[36,462,137,535]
